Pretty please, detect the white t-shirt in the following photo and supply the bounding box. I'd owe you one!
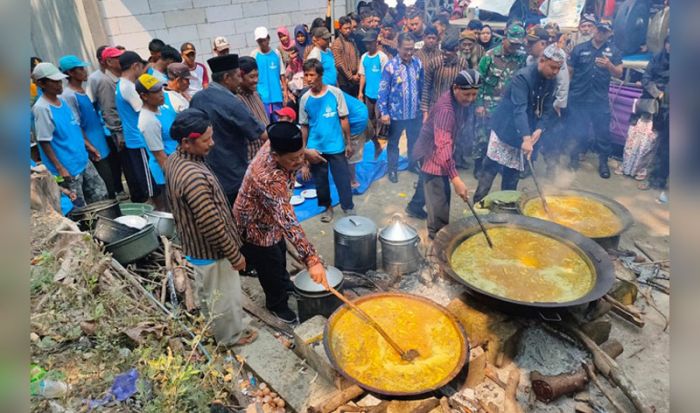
[137,107,163,152]
[165,90,189,113]
[119,77,143,111]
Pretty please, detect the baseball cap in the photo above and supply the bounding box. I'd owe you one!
[31,62,68,81]
[596,21,613,32]
[181,42,196,55]
[101,47,124,61]
[527,27,550,43]
[119,51,147,71]
[58,55,90,72]
[274,106,297,122]
[167,62,192,80]
[254,26,269,40]
[213,36,230,52]
[136,73,164,94]
[312,27,332,40]
[506,24,526,44]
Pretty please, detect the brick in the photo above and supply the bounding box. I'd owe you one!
[100,0,150,18]
[269,0,300,13]
[159,24,200,45]
[268,13,291,28]
[192,0,230,6]
[300,0,324,11]
[111,32,154,52]
[205,4,243,22]
[234,16,270,35]
[242,1,269,17]
[196,20,236,39]
[116,13,166,34]
[103,18,121,36]
[149,0,193,13]
[165,8,205,27]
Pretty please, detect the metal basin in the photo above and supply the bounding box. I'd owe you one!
[106,224,159,264]
[518,189,634,249]
[69,199,122,231]
[94,216,139,245]
[144,210,176,238]
[119,202,154,217]
[433,214,615,310]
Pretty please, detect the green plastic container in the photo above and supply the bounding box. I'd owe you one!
[119,202,154,216]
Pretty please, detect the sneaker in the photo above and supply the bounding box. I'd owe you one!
[598,157,610,179]
[405,206,427,220]
[342,208,356,216]
[388,170,398,183]
[270,308,298,324]
[116,191,130,201]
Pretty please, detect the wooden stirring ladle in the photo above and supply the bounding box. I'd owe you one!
[465,197,493,248]
[327,285,420,362]
[527,157,552,218]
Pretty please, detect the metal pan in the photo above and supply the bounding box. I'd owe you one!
[433,214,615,310]
[323,292,469,397]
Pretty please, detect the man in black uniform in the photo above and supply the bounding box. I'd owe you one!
[566,21,623,178]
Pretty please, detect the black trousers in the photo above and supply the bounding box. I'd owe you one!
[310,152,354,211]
[241,240,294,312]
[106,133,125,193]
[423,173,451,239]
[567,103,612,159]
[122,147,158,203]
[473,156,520,204]
[387,118,421,172]
[648,109,669,188]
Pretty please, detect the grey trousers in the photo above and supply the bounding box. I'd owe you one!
[191,259,246,346]
[423,173,451,239]
[66,161,108,206]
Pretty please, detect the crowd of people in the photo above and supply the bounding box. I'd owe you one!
[29,0,670,340]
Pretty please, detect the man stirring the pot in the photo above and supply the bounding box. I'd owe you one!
[234,122,329,324]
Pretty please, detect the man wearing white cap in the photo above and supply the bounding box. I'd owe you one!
[250,26,289,116]
[32,62,108,206]
[213,36,230,56]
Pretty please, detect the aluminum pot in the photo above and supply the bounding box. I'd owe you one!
[106,224,159,264]
[333,216,377,273]
[119,202,154,217]
[69,199,122,231]
[144,210,176,238]
[294,266,344,322]
[94,216,139,245]
[379,214,422,276]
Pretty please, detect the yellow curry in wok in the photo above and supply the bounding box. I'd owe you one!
[450,227,594,303]
[327,295,465,394]
[522,195,623,238]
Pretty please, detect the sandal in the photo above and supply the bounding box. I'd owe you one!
[613,166,624,175]
[638,181,651,191]
[233,328,258,346]
[320,207,334,223]
[634,172,647,181]
[351,181,360,189]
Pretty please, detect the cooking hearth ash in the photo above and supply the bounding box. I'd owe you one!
[515,326,589,376]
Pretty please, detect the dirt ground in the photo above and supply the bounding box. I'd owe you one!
[293,152,670,412]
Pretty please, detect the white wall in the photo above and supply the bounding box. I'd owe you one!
[98,0,348,65]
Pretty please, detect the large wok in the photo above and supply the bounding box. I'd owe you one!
[519,189,634,250]
[433,214,615,310]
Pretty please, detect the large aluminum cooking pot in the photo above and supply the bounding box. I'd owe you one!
[333,216,377,273]
[379,214,422,276]
[94,216,139,245]
[144,210,176,238]
[433,214,615,310]
[294,266,344,322]
[518,189,634,250]
[69,199,122,231]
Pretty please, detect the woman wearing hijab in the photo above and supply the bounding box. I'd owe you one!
[277,26,296,67]
[294,25,311,60]
[478,24,499,50]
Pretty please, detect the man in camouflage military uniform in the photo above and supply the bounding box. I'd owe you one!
[472,24,527,177]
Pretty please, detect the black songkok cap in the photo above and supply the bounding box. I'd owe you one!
[207,54,239,74]
[238,56,258,74]
[170,108,211,143]
[267,121,303,154]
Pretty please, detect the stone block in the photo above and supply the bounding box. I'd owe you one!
[242,0,269,17]
[205,4,243,22]
[111,32,154,52]
[165,8,206,27]
[234,16,271,35]
[196,20,235,39]
[100,0,150,18]
[103,17,122,36]
[160,24,200,45]
[269,0,301,14]
[192,0,230,6]
[268,13,292,29]
[117,13,166,34]
[149,0,193,13]
[299,0,324,11]
[292,315,354,390]
[237,328,335,413]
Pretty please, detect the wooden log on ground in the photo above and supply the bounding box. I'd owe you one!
[530,369,589,403]
[306,385,364,413]
[582,362,630,413]
[504,369,524,413]
[604,295,645,328]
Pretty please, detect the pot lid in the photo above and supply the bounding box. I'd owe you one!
[334,216,377,237]
[294,266,343,293]
[379,214,418,242]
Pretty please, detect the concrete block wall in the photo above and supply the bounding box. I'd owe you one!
[98,0,348,67]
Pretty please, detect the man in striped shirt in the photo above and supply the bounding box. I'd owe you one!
[237,57,269,161]
[421,35,469,121]
[411,70,482,239]
[165,108,257,347]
